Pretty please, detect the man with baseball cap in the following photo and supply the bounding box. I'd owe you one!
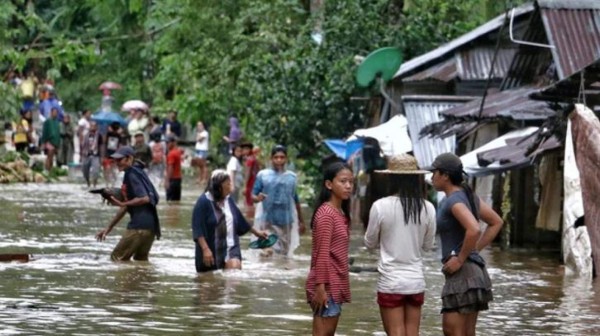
[95,146,161,261]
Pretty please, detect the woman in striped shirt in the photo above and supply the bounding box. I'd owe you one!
[305,162,353,336]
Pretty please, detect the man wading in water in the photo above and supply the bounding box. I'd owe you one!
[252,145,305,257]
[95,146,161,261]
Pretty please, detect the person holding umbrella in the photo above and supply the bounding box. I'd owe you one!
[127,109,149,143]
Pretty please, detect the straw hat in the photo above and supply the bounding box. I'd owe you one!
[375,154,428,174]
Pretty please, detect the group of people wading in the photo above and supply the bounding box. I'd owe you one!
[94,145,502,336]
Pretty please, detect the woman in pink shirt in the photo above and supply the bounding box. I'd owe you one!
[305,162,353,336]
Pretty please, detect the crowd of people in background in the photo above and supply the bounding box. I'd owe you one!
[1,71,266,209]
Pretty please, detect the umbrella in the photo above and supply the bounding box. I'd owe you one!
[121,100,149,111]
[92,111,127,126]
[98,81,122,90]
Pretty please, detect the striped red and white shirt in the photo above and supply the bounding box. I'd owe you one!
[305,203,351,304]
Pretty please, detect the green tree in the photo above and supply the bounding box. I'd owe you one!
[1,0,511,197]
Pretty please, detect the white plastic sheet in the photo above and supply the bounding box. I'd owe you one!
[348,115,412,156]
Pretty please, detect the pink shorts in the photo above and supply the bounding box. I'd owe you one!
[377,292,425,308]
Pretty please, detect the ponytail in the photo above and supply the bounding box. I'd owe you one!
[446,170,479,219]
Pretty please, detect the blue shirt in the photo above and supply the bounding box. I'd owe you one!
[436,190,480,261]
[252,168,299,226]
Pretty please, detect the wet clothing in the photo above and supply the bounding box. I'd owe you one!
[121,166,160,237]
[306,204,351,305]
[166,178,182,201]
[82,155,100,184]
[110,166,160,261]
[252,169,299,227]
[437,189,492,313]
[364,196,436,295]
[111,229,155,261]
[191,192,252,273]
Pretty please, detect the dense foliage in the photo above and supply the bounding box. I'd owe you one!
[1,0,522,197]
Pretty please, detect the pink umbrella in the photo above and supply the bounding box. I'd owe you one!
[98,81,122,90]
[98,81,122,96]
[122,100,149,111]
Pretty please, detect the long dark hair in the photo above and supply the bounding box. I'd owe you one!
[443,169,479,219]
[310,162,352,229]
[383,174,427,224]
[206,170,230,202]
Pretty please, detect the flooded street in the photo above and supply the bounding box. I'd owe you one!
[1,182,600,335]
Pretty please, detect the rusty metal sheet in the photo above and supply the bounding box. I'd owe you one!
[439,86,555,119]
[403,58,457,82]
[541,6,600,79]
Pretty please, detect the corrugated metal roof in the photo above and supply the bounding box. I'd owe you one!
[533,58,600,100]
[538,0,600,10]
[402,96,473,166]
[404,47,517,82]
[403,58,457,82]
[457,47,518,80]
[461,127,562,176]
[477,133,561,166]
[501,8,555,90]
[394,4,534,79]
[541,6,600,79]
[439,86,555,119]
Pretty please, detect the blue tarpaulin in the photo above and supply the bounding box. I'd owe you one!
[324,138,363,160]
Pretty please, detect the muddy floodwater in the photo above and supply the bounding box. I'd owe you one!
[1,183,600,335]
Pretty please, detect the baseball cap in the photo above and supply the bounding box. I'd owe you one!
[134,131,145,137]
[110,146,135,159]
[422,152,464,173]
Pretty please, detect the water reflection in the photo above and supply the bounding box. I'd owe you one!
[0,182,599,335]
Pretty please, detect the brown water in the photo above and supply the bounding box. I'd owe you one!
[1,182,600,335]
